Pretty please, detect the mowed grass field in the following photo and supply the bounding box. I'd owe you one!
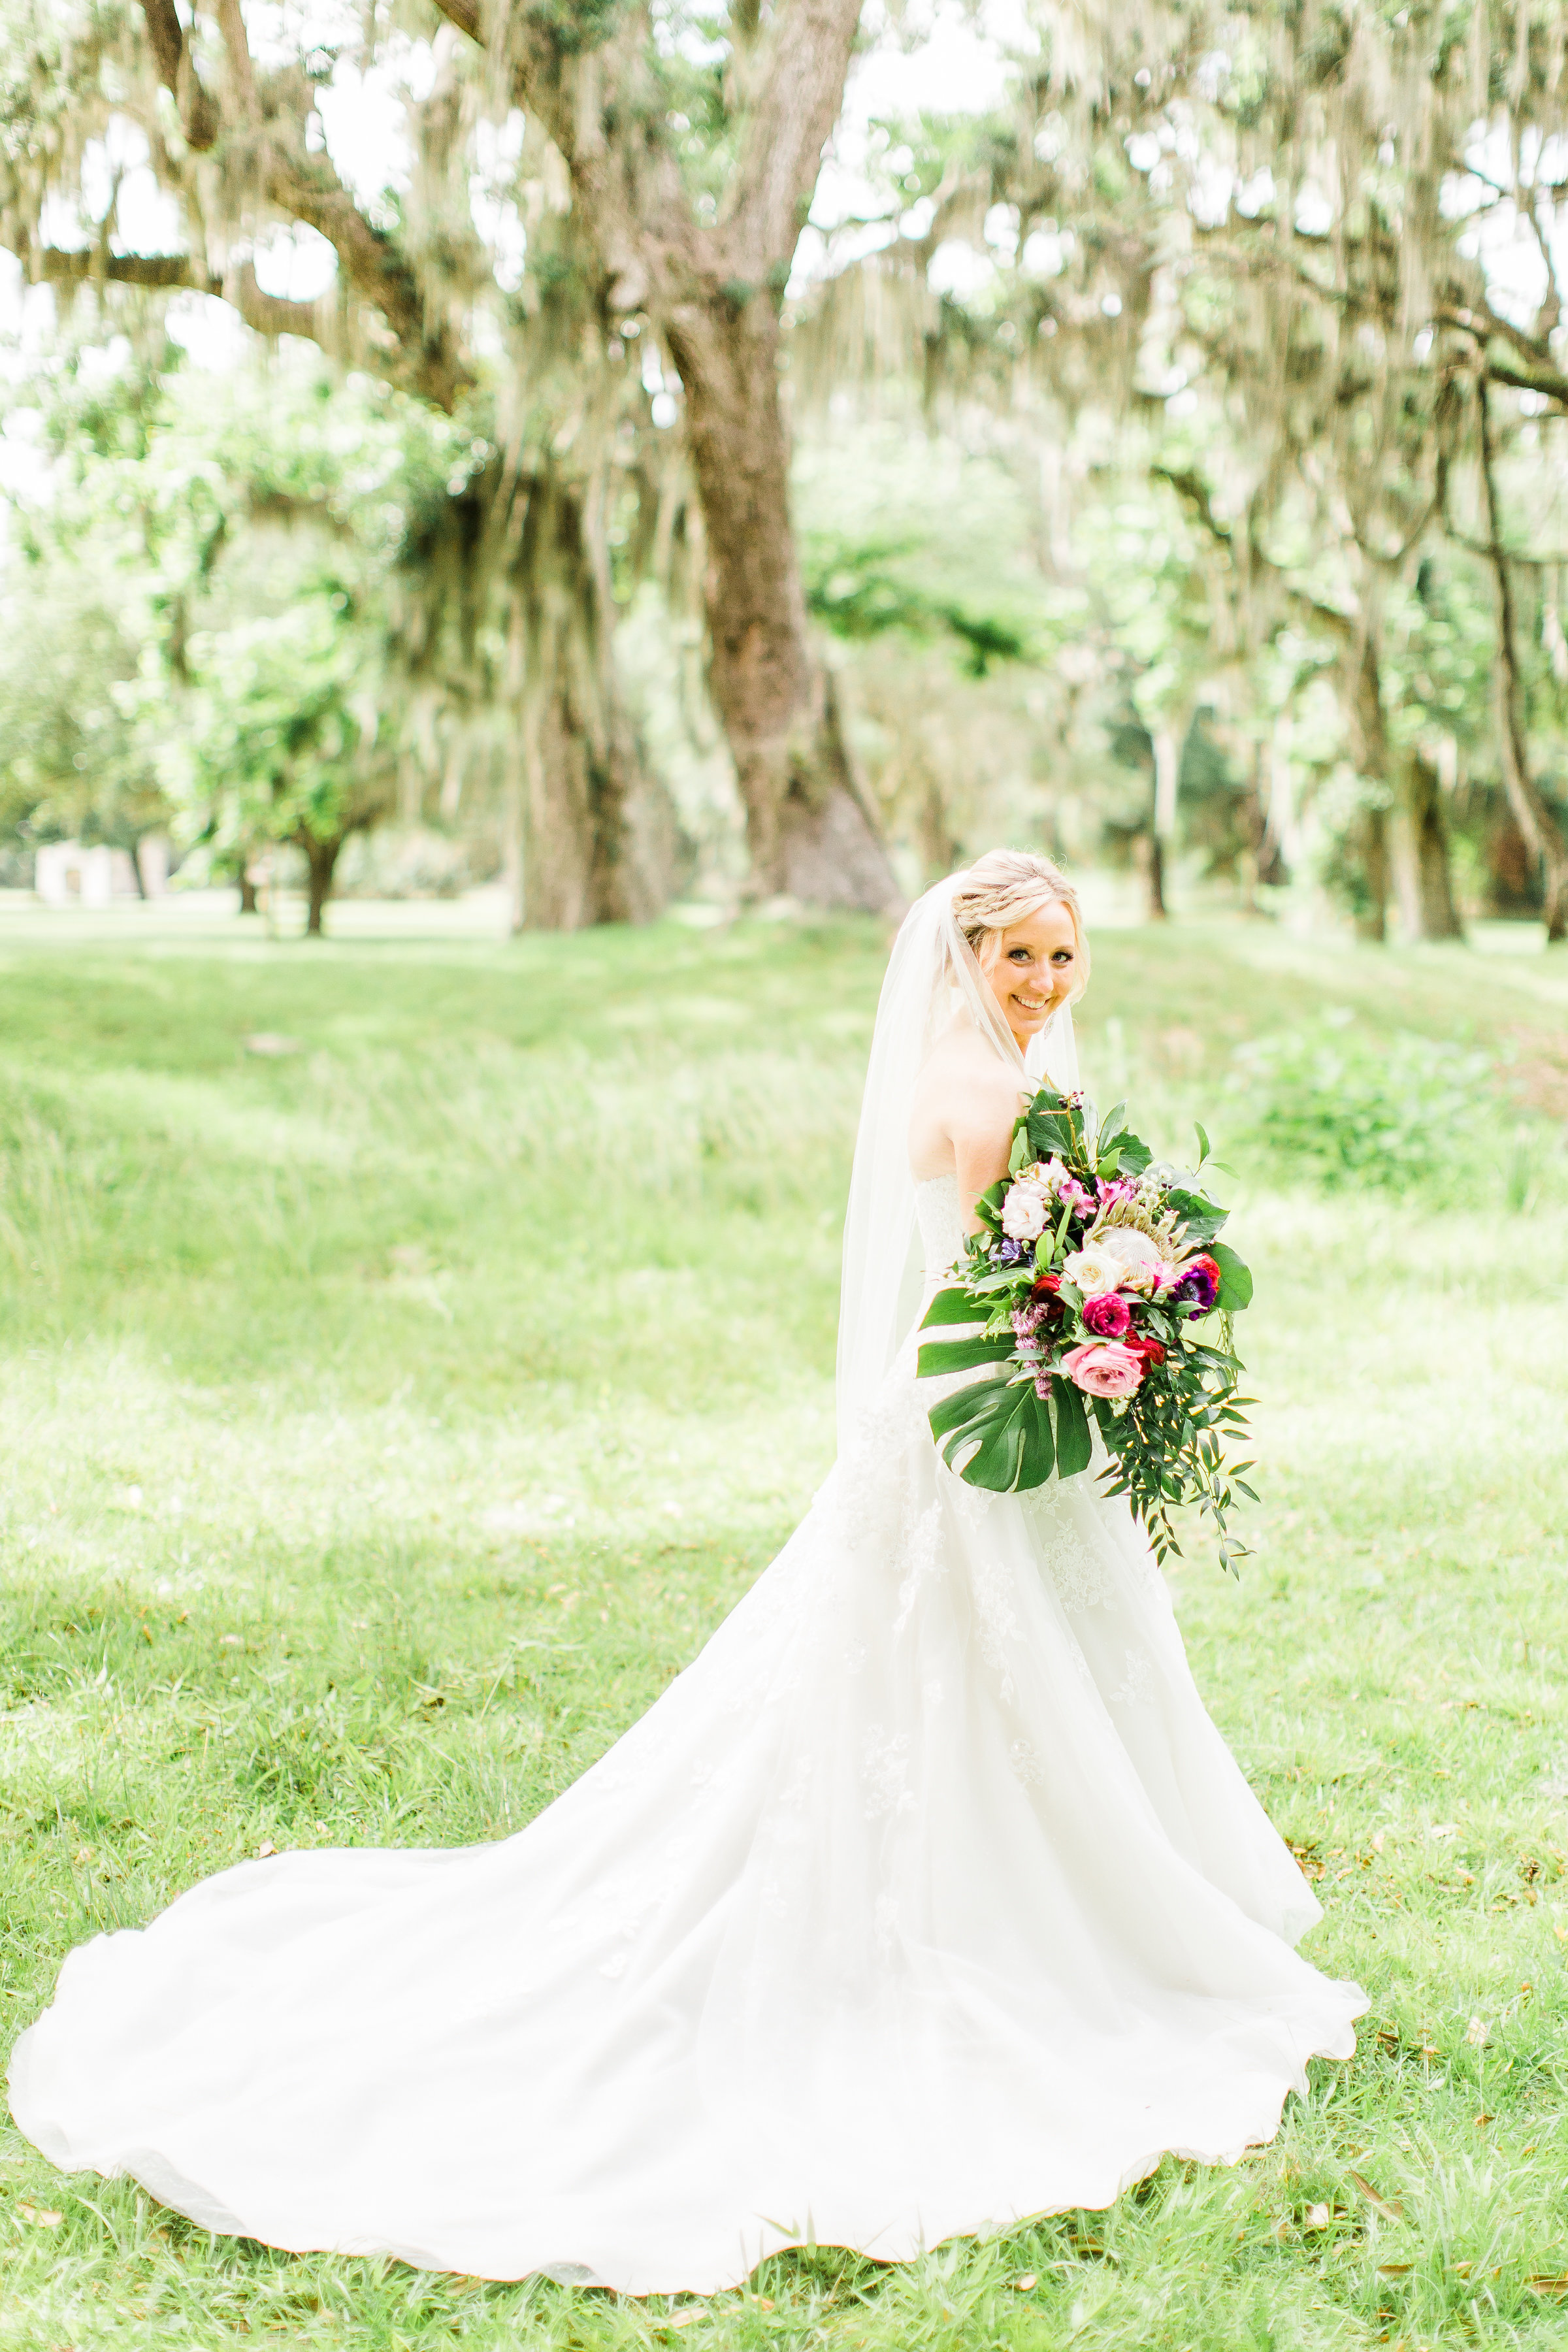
[1,902,1566,2352]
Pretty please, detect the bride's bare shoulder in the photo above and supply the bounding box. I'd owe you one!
[913,1024,1021,1134]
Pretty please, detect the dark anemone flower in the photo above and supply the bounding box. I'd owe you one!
[1173,1254,1220,1315]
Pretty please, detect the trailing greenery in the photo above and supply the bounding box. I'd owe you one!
[0,909,1566,2350]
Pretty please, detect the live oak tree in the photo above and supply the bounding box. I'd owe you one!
[1048,0,1568,937]
[803,0,1568,938]
[0,0,902,919]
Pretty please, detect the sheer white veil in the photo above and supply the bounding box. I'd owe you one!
[836,873,1079,1451]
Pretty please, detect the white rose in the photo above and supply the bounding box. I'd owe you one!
[1096,1226,1163,1295]
[1001,1181,1048,1241]
[1062,1241,1124,1296]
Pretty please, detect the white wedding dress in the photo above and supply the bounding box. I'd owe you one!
[10,875,1365,2295]
[10,1167,1364,2295]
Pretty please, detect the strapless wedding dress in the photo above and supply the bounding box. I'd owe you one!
[10,1177,1364,2295]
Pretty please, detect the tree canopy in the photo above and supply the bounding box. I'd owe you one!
[4,0,1568,938]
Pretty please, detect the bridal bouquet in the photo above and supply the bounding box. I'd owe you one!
[918,1088,1256,1567]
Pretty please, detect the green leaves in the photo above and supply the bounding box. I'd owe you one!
[1165,1185,1228,1246]
[973,1177,1007,1235]
[920,1284,985,1329]
[1208,1239,1254,1311]
[929,1373,1055,1492]
[1051,1376,1093,1476]
[1094,1102,1152,1180]
[1023,1086,1081,1164]
[916,1333,1017,1377]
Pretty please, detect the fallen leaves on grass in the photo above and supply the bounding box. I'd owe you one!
[17,2203,63,2227]
[1347,2170,1405,2222]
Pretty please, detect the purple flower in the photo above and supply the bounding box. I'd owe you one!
[1011,1300,1053,1341]
[996,1238,1026,1264]
[1173,1254,1220,1314]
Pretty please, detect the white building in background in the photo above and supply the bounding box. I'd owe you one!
[135,836,171,896]
[33,840,169,906]
[35,842,118,907]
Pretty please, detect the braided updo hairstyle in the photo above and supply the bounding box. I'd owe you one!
[948,849,1090,1002]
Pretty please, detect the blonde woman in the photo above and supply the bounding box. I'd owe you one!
[12,854,1364,2295]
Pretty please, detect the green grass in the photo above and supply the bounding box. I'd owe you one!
[1,904,1567,2351]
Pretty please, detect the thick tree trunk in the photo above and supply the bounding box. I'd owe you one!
[666,295,902,913]
[302,833,343,936]
[503,463,681,933]
[1390,749,1463,940]
[238,868,259,915]
[1477,376,1568,943]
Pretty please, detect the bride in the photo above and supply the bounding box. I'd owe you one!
[10,851,1365,2296]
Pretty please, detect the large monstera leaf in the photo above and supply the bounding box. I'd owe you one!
[916,1288,1092,1492]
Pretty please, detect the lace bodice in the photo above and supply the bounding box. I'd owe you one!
[915,1173,965,1279]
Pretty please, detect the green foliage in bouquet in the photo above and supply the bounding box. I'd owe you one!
[917,1089,1256,1570]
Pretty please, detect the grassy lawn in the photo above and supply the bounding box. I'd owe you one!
[1,902,1566,2351]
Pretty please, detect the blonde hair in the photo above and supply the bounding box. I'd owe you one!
[949,849,1090,1001]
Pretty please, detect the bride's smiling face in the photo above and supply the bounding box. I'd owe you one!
[980,901,1079,1048]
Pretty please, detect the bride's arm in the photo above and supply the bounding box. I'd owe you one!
[947,1064,1025,1232]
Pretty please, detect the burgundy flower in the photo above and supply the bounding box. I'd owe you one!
[1081,1291,1132,1339]
[1126,1335,1167,1368]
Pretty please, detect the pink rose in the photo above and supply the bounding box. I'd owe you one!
[1060,1341,1145,1398]
[1081,1291,1131,1339]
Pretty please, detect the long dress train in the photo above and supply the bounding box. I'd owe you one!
[9,1175,1365,2296]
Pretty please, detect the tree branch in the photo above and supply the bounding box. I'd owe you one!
[39,246,214,291]
[210,0,472,410]
[1438,297,1556,377]
[1154,460,1366,649]
[225,261,337,344]
[1468,355,1568,409]
[137,0,220,149]
[427,0,482,37]
[719,0,864,276]
[35,246,344,350]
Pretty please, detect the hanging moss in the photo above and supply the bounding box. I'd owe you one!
[522,0,626,61]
